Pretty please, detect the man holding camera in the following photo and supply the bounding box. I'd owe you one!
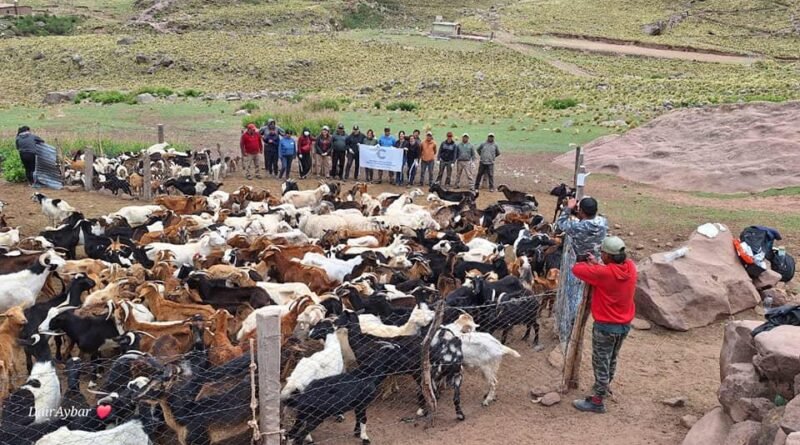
[556,196,608,261]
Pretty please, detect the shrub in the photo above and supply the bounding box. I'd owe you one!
[241,101,260,112]
[373,101,381,109]
[74,90,134,105]
[386,101,418,112]
[342,3,384,29]
[306,99,340,112]
[0,150,27,183]
[180,89,204,98]
[543,98,579,110]
[135,86,174,97]
[13,14,79,37]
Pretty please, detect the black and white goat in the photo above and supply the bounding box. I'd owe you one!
[31,194,77,227]
[3,334,61,426]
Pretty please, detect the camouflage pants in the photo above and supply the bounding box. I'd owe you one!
[591,324,628,398]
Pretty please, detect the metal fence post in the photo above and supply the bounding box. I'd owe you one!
[83,148,94,191]
[256,312,281,445]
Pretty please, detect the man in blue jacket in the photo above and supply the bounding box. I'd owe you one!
[278,130,297,179]
[378,127,397,185]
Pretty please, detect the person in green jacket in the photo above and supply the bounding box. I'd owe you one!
[362,129,379,182]
[455,133,476,190]
[330,123,348,180]
[474,133,500,192]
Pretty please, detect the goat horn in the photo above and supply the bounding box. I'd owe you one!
[133,330,157,339]
[86,389,110,396]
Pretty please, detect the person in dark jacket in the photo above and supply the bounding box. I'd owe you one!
[392,130,409,185]
[314,125,332,178]
[362,130,379,183]
[278,129,297,179]
[297,128,314,179]
[344,125,365,181]
[15,126,44,185]
[406,134,421,186]
[474,133,500,191]
[261,123,281,177]
[330,124,348,180]
[436,131,457,186]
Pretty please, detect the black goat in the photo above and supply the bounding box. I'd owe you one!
[453,253,508,281]
[550,183,576,222]
[430,182,477,203]
[99,170,132,196]
[498,185,538,206]
[282,179,300,195]
[39,215,85,259]
[163,177,222,196]
[186,273,273,311]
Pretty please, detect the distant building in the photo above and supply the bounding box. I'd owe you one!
[431,20,461,38]
[0,3,32,16]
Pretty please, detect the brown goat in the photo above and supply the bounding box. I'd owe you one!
[136,282,215,321]
[114,302,196,353]
[0,306,27,399]
[154,195,207,215]
[206,310,251,366]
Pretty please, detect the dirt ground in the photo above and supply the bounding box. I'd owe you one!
[0,155,793,445]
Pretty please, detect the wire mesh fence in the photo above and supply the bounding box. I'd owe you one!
[554,235,584,352]
[0,289,555,445]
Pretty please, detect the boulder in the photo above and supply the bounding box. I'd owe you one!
[776,430,787,445]
[730,397,774,423]
[233,109,249,116]
[754,326,800,395]
[781,396,800,435]
[762,287,794,307]
[663,396,688,408]
[682,407,733,445]
[635,225,761,331]
[720,320,762,381]
[724,420,762,445]
[631,318,652,330]
[788,432,800,445]
[718,363,771,418]
[548,347,564,370]
[759,406,787,445]
[681,415,698,429]
[135,93,156,104]
[43,91,77,105]
[754,268,783,289]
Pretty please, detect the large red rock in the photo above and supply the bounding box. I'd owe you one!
[720,320,762,381]
[724,420,762,445]
[754,326,800,396]
[682,407,734,445]
[781,396,800,435]
[719,363,771,419]
[636,226,761,331]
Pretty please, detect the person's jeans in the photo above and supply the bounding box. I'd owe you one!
[20,151,36,184]
[316,153,331,177]
[264,148,279,176]
[279,155,294,179]
[419,160,434,186]
[344,151,359,180]
[455,161,473,189]
[331,151,346,179]
[474,163,494,190]
[591,324,629,398]
[406,158,417,185]
[436,161,454,186]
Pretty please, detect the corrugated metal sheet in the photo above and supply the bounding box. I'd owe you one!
[33,143,63,190]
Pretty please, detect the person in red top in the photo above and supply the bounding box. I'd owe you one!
[240,123,263,180]
[571,236,637,414]
[297,127,314,179]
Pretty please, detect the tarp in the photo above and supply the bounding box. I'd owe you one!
[359,144,404,172]
[33,143,63,190]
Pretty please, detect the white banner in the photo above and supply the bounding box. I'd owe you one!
[359,144,404,172]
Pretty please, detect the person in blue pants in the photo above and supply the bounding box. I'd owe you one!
[278,130,297,179]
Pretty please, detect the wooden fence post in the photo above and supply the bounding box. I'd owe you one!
[256,312,281,445]
[142,154,152,201]
[575,160,586,201]
[83,148,94,192]
[157,124,165,144]
[572,146,582,189]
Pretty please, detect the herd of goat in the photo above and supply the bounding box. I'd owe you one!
[0,148,575,445]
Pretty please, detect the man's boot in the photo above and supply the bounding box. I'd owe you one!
[572,396,606,413]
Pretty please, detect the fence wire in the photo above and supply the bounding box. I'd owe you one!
[554,235,584,352]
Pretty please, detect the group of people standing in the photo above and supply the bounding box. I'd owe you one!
[240,119,502,191]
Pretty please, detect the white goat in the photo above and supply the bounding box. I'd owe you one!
[0,227,20,248]
[342,234,409,258]
[300,252,363,283]
[145,232,227,265]
[280,320,344,400]
[282,184,330,208]
[110,205,162,226]
[0,250,65,312]
[31,193,77,226]
[358,303,434,338]
[442,313,520,406]
[36,420,153,445]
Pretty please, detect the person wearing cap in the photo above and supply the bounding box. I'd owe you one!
[239,123,263,180]
[454,133,476,189]
[436,131,458,186]
[344,125,365,181]
[278,129,297,179]
[376,127,396,184]
[474,133,500,192]
[360,129,379,182]
[419,131,437,187]
[297,127,314,179]
[314,125,333,178]
[330,123,348,180]
[571,236,637,414]
[261,121,281,177]
[557,196,608,261]
[15,125,45,185]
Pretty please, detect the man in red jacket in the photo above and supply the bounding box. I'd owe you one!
[571,236,637,413]
[240,124,263,180]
